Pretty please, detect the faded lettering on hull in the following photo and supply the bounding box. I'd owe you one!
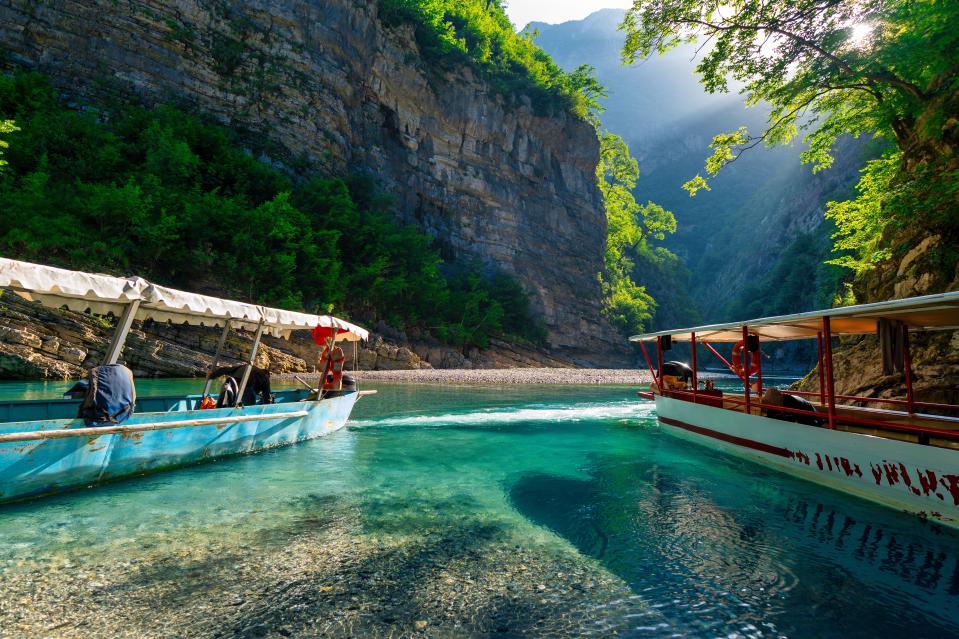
[658,414,959,521]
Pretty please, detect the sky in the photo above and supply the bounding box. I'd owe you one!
[504,1,633,30]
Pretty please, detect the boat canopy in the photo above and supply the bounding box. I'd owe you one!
[0,258,368,341]
[629,291,959,343]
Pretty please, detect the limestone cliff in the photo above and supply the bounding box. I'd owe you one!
[0,0,625,365]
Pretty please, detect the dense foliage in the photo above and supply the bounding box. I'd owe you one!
[377,0,603,118]
[622,0,959,278]
[0,71,545,350]
[596,129,678,334]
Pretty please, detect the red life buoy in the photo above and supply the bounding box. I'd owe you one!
[731,340,760,379]
[319,346,346,390]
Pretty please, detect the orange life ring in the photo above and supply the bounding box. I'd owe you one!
[731,340,760,379]
[320,346,346,390]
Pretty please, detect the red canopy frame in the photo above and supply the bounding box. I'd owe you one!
[644,316,955,446]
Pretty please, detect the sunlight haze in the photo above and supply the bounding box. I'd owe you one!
[504,1,633,30]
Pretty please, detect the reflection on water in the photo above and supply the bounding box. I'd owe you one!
[511,437,959,638]
[0,380,957,638]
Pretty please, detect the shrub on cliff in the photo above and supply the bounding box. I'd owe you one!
[0,118,15,168]
[377,0,598,118]
[0,71,545,350]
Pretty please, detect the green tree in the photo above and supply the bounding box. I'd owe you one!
[823,151,897,274]
[595,130,677,334]
[621,0,959,271]
[0,119,17,169]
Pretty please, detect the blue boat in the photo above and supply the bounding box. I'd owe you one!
[0,258,373,503]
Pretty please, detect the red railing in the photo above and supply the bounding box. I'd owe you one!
[662,389,959,442]
[640,310,959,447]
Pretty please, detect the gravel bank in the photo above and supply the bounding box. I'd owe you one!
[285,368,653,386]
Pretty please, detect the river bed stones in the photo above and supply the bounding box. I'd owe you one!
[0,498,647,638]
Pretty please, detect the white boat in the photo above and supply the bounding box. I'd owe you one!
[630,293,959,529]
[0,258,373,503]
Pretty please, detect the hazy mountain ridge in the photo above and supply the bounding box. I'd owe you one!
[533,9,865,329]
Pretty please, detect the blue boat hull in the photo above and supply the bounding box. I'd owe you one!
[0,391,360,503]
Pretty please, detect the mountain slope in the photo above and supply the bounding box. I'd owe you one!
[533,9,865,332]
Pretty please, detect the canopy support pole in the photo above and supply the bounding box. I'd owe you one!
[742,326,751,415]
[202,321,232,398]
[702,340,736,375]
[817,331,825,406]
[755,334,763,398]
[823,317,836,430]
[638,340,660,393]
[903,325,915,414]
[103,300,141,365]
[656,336,664,391]
[691,332,698,402]
[236,319,265,407]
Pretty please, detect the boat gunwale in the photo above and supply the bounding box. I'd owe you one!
[649,387,959,444]
[0,390,363,433]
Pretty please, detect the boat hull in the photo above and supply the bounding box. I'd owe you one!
[0,393,359,504]
[654,395,959,528]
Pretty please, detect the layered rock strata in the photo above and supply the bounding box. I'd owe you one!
[0,291,581,379]
[0,0,625,364]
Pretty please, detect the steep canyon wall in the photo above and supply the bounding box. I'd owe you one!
[0,0,625,365]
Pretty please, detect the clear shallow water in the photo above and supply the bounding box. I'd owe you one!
[0,379,957,637]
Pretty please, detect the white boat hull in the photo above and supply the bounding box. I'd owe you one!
[0,392,360,504]
[654,395,959,528]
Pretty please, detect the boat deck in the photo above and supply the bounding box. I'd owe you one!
[0,388,309,425]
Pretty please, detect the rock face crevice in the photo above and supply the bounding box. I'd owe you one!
[0,0,626,364]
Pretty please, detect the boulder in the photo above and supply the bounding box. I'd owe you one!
[59,345,87,365]
[40,336,60,355]
[0,326,43,349]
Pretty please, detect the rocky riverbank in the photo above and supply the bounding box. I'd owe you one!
[0,291,600,380]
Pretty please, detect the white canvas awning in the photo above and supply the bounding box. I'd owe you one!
[0,258,368,341]
[629,291,959,343]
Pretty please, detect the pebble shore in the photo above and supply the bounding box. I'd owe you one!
[288,368,654,386]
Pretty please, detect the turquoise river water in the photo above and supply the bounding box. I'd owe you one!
[0,379,957,638]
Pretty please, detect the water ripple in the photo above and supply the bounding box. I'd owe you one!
[349,400,655,430]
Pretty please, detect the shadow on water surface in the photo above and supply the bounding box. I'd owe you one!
[509,444,959,639]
